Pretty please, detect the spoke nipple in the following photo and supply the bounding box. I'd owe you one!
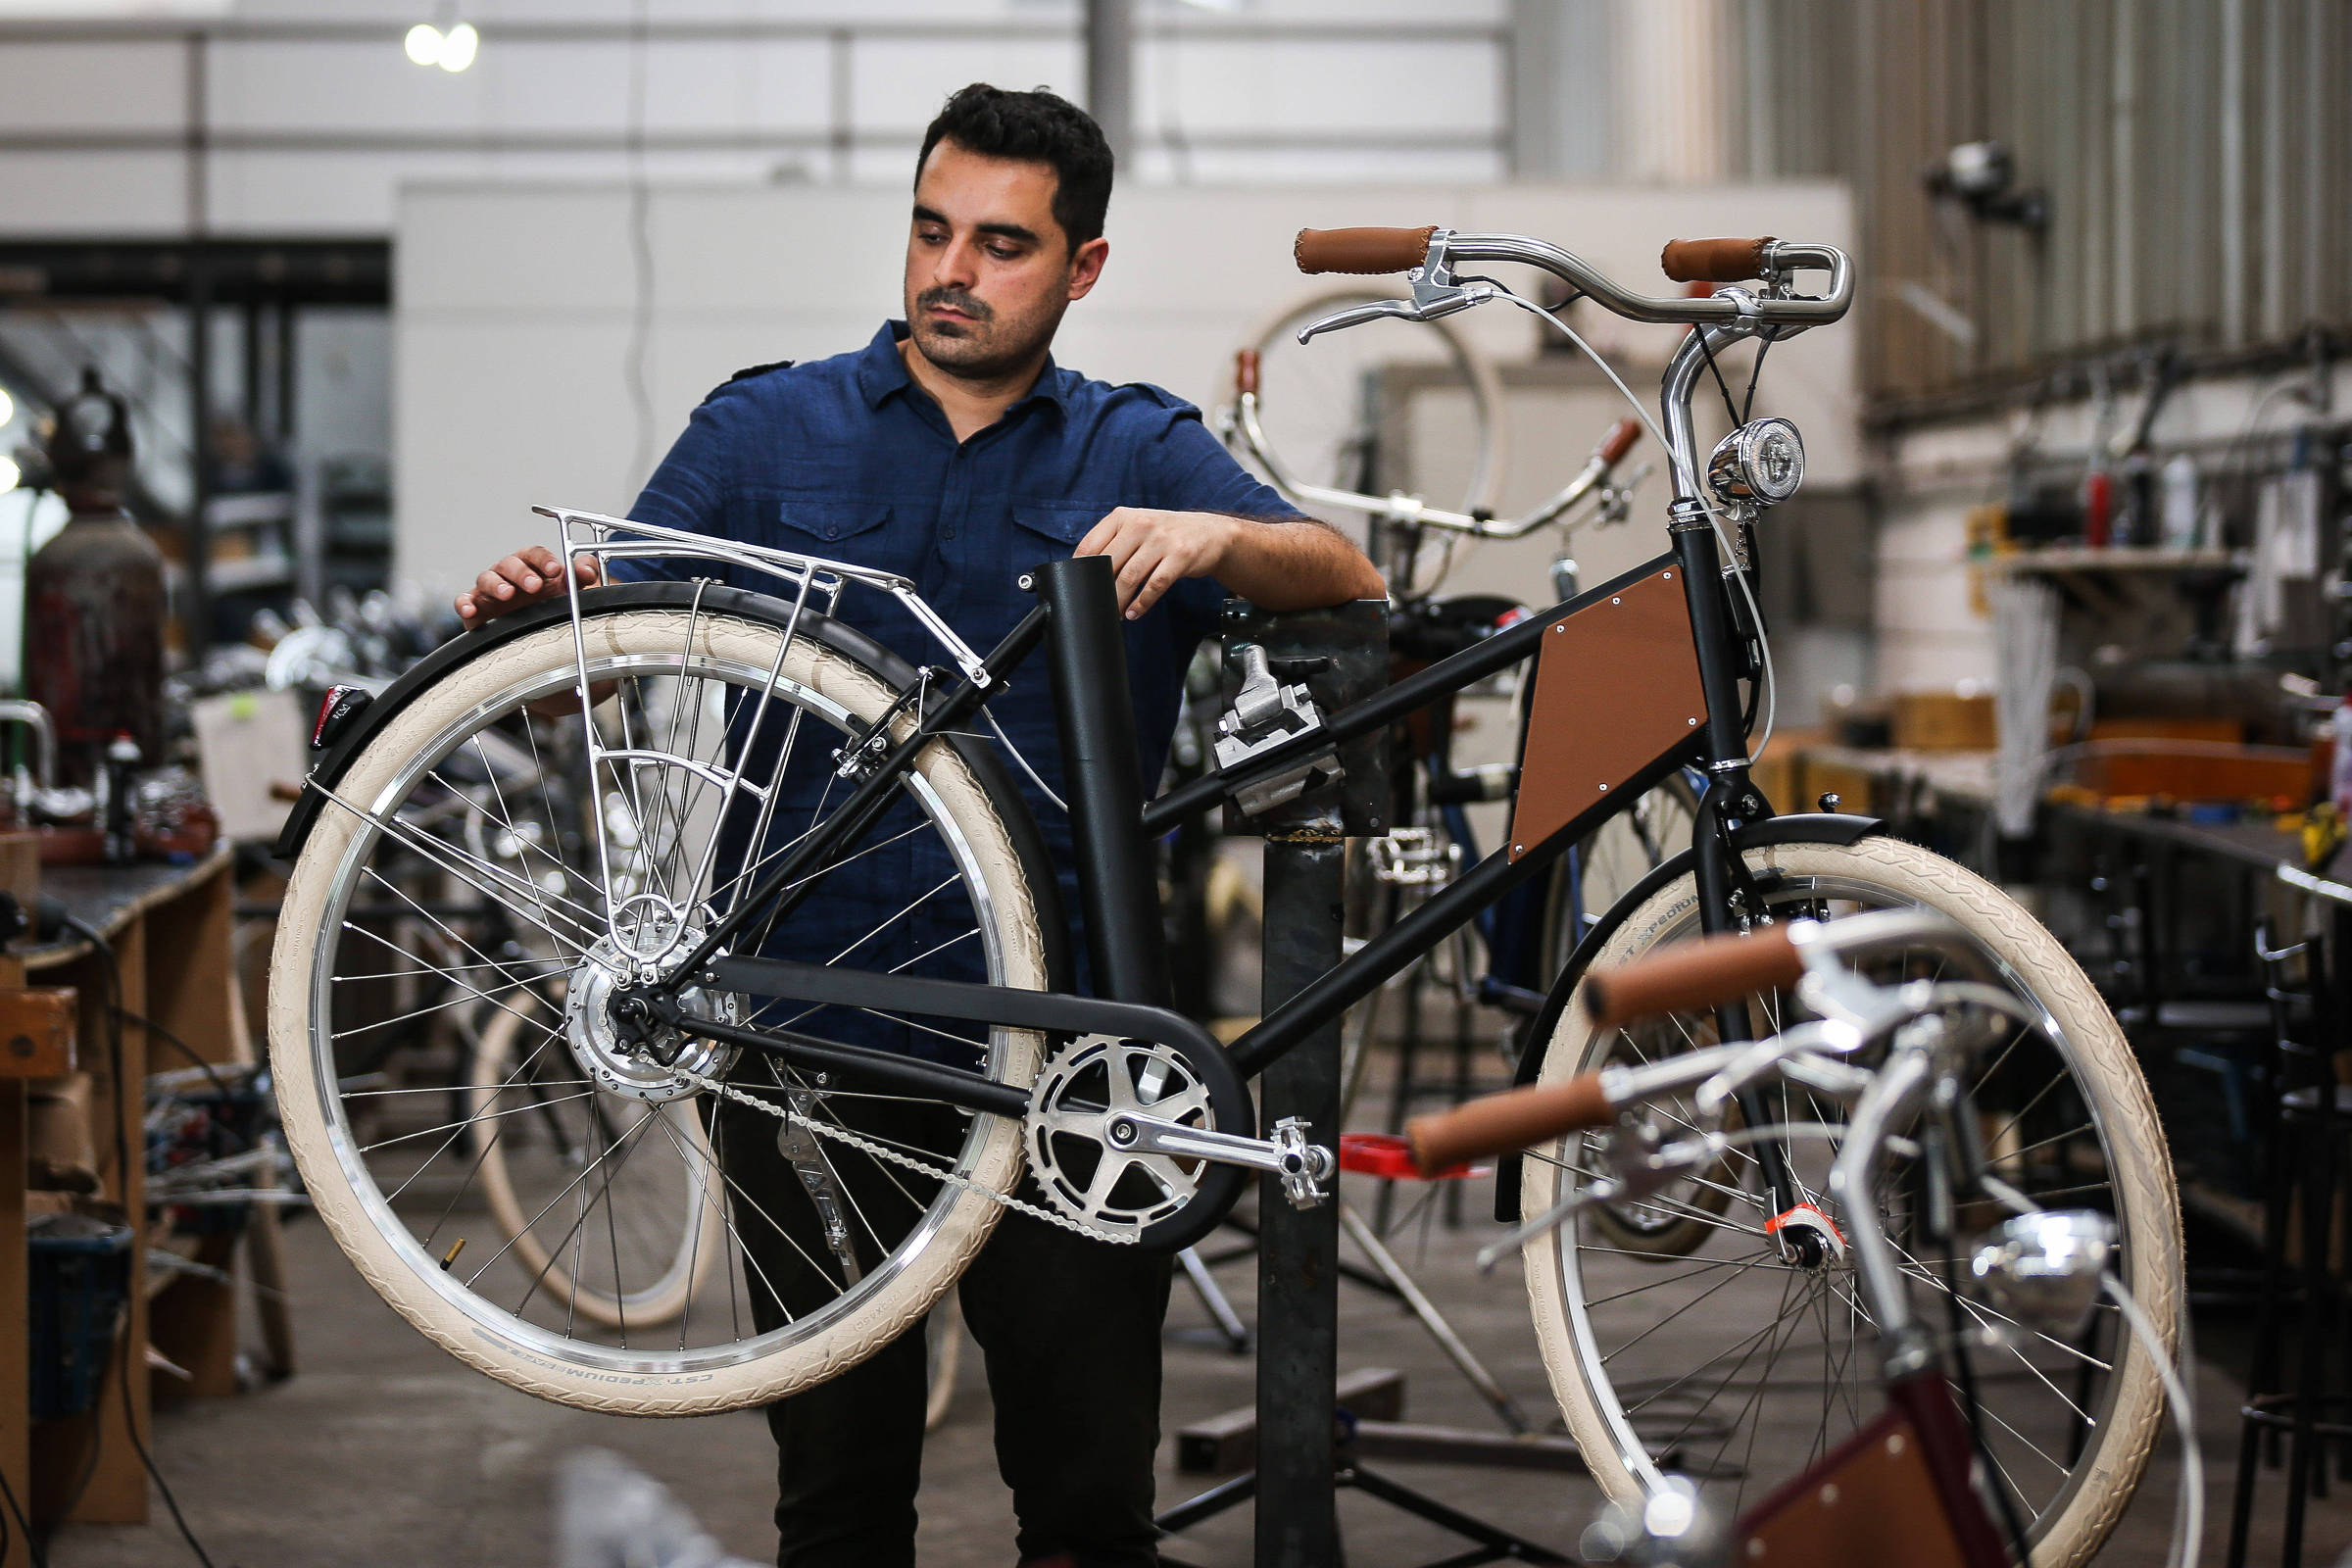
[440,1238,466,1271]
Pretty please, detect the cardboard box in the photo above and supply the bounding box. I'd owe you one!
[1891,692,1996,753]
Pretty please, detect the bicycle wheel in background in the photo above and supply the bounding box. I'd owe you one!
[1520,834,2177,1568]
[1236,289,1508,591]
[1540,770,1701,977]
[270,590,1054,1413]
[467,990,723,1331]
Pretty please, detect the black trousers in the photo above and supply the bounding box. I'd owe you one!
[716,1090,1173,1568]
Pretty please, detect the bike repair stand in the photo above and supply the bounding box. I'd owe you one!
[1154,601,1566,1568]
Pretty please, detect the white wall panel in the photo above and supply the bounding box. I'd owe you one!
[0,39,184,131]
[0,151,188,232]
[1142,38,1499,135]
[847,38,1085,132]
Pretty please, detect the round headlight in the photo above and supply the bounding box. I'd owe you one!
[1706,417,1805,508]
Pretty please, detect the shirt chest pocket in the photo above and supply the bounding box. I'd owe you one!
[770,495,918,578]
[1005,501,1113,574]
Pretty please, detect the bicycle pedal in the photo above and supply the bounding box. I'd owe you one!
[1368,826,1459,888]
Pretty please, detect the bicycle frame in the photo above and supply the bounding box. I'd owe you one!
[577,404,1752,1119]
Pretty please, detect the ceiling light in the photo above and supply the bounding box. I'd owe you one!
[404,23,441,66]
[438,22,477,72]
[0,388,14,427]
[0,457,20,493]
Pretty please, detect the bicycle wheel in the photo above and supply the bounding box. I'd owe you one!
[270,589,1054,1414]
[1239,287,1507,571]
[1520,834,2177,1568]
[467,988,722,1331]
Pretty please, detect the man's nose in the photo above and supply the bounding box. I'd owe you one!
[932,234,981,291]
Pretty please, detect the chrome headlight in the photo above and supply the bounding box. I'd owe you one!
[1705,417,1805,509]
[1968,1210,2116,1338]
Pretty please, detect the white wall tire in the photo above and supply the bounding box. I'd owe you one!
[1520,835,2178,1567]
[270,604,1049,1414]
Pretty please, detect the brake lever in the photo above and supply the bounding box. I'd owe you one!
[1295,298,1416,344]
[1294,279,1502,345]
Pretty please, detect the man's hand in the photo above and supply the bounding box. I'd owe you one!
[456,546,602,631]
[1075,508,1384,618]
[1074,508,1239,620]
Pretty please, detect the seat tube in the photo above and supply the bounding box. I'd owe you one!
[1033,555,1173,1008]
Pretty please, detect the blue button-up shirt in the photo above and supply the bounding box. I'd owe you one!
[616,321,1303,1053]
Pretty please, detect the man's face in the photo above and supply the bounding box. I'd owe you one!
[904,139,1106,380]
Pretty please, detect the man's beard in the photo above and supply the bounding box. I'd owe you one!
[908,286,1057,380]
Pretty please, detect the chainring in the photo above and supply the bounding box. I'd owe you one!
[1023,1030,1254,1253]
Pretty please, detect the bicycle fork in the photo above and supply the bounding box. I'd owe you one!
[1675,508,1823,1266]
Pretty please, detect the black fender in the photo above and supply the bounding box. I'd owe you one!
[1494,810,1886,1221]
[272,581,1074,996]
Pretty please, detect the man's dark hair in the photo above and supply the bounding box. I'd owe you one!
[916,83,1114,251]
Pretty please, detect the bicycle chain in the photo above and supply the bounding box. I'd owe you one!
[668,1061,1137,1247]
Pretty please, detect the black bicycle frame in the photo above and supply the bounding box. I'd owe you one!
[646,521,1761,1122]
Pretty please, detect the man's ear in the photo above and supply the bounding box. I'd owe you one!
[1067,236,1109,301]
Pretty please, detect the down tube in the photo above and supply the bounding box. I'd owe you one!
[1227,741,1700,1079]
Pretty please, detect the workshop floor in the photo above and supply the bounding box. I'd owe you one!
[49,1143,2352,1568]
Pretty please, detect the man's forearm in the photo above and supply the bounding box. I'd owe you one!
[1212,515,1386,611]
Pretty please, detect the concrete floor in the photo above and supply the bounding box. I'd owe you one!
[48,1150,2352,1568]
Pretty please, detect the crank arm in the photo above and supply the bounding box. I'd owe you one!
[1106,1110,1335,1209]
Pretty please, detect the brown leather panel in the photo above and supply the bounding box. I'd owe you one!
[1294,225,1439,275]
[1659,235,1775,283]
[1235,349,1259,397]
[1737,1407,1973,1568]
[1507,567,1706,861]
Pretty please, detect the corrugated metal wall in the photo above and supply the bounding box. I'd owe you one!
[1727,0,2351,403]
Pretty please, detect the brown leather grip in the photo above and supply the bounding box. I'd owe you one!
[1595,416,1642,467]
[1660,236,1776,283]
[1295,224,1438,275]
[1408,1075,1614,1174]
[1235,349,1260,398]
[1585,927,1803,1029]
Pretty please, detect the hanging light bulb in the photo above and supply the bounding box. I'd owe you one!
[0,456,20,492]
[404,23,443,66]
[438,21,478,72]
[0,387,14,427]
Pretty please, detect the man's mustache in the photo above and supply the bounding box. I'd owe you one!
[918,288,993,321]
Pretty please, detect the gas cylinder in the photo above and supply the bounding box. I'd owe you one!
[22,368,168,788]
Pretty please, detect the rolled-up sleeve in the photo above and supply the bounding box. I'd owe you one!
[1138,404,1317,633]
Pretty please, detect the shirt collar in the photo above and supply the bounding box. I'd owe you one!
[857,320,1072,417]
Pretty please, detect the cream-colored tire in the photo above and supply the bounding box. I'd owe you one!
[270,599,1049,1414]
[1521,835,2178,1567]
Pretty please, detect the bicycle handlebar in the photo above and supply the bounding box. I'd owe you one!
[1583,926,1804,1028]
[1291,226,1851,327]
[1294,224,1440,275]
[1226,358,1641,541]
[1659,236,1776,283]
[1596,416,1642,467]
[1407,1073,1614,1175]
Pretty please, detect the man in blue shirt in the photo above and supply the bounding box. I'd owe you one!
[458,83,1380,1568]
